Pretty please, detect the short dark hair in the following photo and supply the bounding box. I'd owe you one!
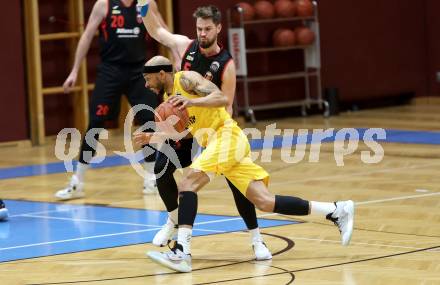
[193,5,222,25]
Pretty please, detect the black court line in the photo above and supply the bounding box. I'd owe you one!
[169,245,440,285]
[194,263,296,285]
[211,245,440,282]
[25,233,294,285]
[26,242,440,285]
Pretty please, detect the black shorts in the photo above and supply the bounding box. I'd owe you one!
[89,61,158,125]
[155,138,199,175]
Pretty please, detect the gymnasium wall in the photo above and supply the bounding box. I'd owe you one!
[0,0,28,142]
[0,0,438,142]
[174,0,429,105]
[425,0,440,96]
[319,0,427,102]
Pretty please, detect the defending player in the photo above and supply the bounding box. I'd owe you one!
[137,1,271,260]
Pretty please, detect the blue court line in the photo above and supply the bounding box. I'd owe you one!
[0,200,299,262]
[0,128,439,180]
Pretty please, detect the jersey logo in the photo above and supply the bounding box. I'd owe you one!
[112,6,121,15]
[187,115,196,127]
[183,62,192,71]
[210,61,220,73]
[186,55,194,61]
[204,61,220,81]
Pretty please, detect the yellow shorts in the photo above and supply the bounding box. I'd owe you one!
[190,123,269,195]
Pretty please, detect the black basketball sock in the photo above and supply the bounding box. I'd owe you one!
[274,195,310,216]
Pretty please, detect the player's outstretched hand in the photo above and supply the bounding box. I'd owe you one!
[133,132,153,146]
[63,72,77,94]
[133,131,174,146]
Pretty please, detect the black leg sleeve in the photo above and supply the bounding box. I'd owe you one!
[227,178,259,230]
[154,139,195,212]
[155,150,179,212]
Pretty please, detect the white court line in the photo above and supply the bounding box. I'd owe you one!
[283,236,430,251]
[0,226,227,252]
[175,161,440,195]
[3,177,439,253]
[193,213,279,225]
[357,192,440,205]
[264,161,440,187]
[18,213,280,229]
[0,228,160,251]
[0,213,270,251]
[21,214,162,228]
[8,201,437,253]
[109,161,440,205]
[9,207,85,218]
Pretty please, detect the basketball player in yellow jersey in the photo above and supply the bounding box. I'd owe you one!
[134,56,355,273]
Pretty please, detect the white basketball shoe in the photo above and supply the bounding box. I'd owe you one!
[147,242,192,273]
[326,200,355,246]
[252,240,272,260]
[152,218,178,247]
[0,200,8,221]
[55,175,85,200]
[143,173,158,195]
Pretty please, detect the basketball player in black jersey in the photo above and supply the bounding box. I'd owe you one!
[55,0,170,200]
[138,1,272,260]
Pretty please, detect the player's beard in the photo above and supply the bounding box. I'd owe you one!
[199,36,216,49]
[150,81,165,96]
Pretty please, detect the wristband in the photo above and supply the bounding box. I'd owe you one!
[140,4,149,17]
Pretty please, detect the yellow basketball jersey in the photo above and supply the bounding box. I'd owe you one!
[172,71,234,147]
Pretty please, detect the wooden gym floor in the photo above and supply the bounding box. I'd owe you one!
[0,99,439,284]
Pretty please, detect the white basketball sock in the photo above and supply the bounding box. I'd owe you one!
[310,201,336,216]
[75,162,89,183]
[250,228,263,243]
[177,227,192,255]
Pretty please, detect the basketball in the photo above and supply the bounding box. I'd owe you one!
[273,28,296,47]
[234,2,256,21]
[254,1,275,19]
[154,101,189,133]
[274,0,297,18]
[296,0,314,17]
[296,27,315,45]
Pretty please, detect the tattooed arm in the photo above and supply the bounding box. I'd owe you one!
[168,71,229,109]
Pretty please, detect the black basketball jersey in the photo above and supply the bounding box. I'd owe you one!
[181,40,233,88]
[98,0,147,64]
